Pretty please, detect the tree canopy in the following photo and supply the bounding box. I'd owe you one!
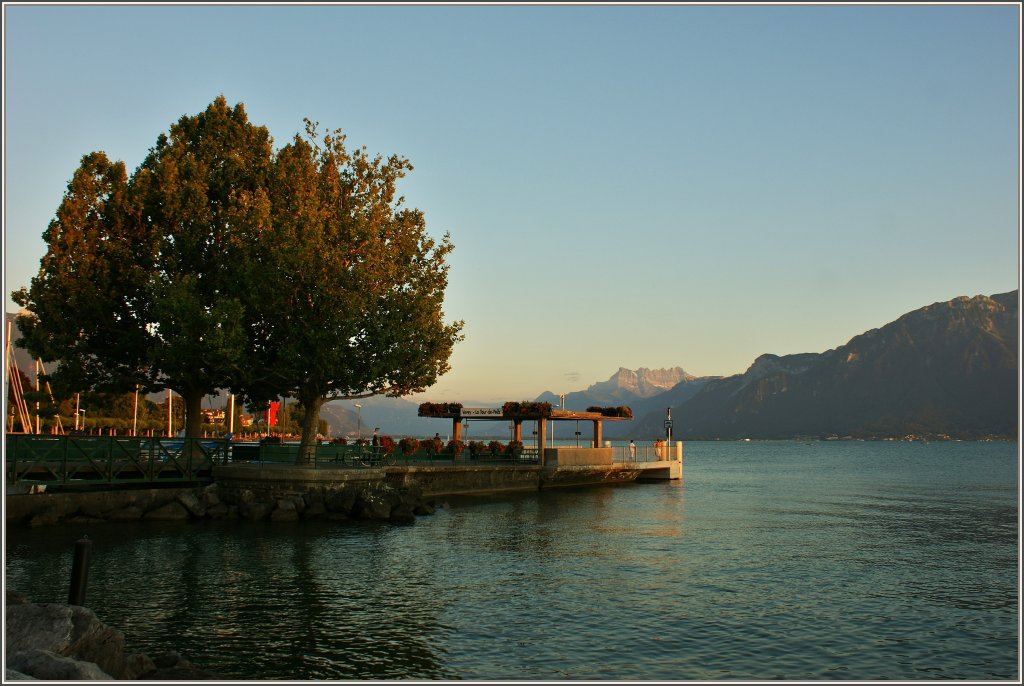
[13,97,462,454]
[245,120,464,461]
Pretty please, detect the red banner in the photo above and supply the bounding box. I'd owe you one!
[266,401,280,427]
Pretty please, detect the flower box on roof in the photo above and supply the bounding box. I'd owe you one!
[417,402,464,418]
[502,401,553,419]
[586,406,634,419]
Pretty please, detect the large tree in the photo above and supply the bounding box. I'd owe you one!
[12,152,154,397]
[14,99,461,450]
[133,96,274,438]
[14,97,274,438]
[244,121,463,463]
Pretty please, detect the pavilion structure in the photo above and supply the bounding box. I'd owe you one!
[417,403,632,467]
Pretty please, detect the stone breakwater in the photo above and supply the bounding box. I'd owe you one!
[6,481,438,529]
[5,590,219,680]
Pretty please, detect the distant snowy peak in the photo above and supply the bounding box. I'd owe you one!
[587,367,692,400]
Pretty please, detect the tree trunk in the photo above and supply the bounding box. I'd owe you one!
[180,389,205,462]
[296,394,325,465]
[183,390,204,439]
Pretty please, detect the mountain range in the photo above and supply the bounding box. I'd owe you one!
[618,291,1018,440]
[7,290,1018,439]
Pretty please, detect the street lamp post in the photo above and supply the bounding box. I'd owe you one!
[354,403,363,441]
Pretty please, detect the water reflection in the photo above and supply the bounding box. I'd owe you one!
[5,442,1018,680]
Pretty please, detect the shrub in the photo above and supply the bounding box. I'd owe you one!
[399,437,419,456]
[447,439,465,456]
[488,440,505,455]
[331,437,348,445]
[467,440,487,457]
[417,402,464,417]
[378,435,395,455]
[586,406,634,419]
[502,401,552,418]
[508,440,524,455]
[421,437,444,455]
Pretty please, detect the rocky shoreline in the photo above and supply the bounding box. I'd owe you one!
[5,590,220,680]
[8,480,438,529]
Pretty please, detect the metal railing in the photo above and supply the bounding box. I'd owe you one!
[228,442,541,468]
[612,442,679,463]
[6,435,224,487]
[4,436,550,487]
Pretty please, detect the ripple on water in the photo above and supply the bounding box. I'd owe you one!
[4,442,1018,680]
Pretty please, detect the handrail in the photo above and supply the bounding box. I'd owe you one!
[6,435,221,487]
[6,435,561,487]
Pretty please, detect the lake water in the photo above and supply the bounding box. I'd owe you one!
[5,440,1019,681]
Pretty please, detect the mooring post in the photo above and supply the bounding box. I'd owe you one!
[68,535,92,606]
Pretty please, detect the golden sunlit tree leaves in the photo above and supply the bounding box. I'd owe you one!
[14,98,462,453]
[243,120,463,463]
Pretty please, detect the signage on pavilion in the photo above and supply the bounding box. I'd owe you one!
[460,407,504,418]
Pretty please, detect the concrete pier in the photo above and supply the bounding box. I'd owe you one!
[213,441,683,498]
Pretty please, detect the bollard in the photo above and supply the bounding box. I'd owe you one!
[68,535,92,606]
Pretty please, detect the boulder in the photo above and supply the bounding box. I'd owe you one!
[4,668,36,680]
[137,650,220,679]
[270,508,299,522]
[78,502,112,519]
[6,649,112,680]
[5,602,130,678]
[7,590,29,605]
[26,508,61,528]
[106,505,144,521]
[62,515,104,525]
[176,491,207,518]
[143,501,190,520]
[239,501,272,522]
[389,503,416,525]
[200,483,222,508]
[124,651,157,678]
[5,596,216,681]
[325,488,357,515]
[302,491,327,519]
[354,490,396,521]
[205,503,230,519]
[413,503,436,516]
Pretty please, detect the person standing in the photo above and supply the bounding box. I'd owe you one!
[629,439,637,460]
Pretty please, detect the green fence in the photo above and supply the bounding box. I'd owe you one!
[5,435,225,487]
[5,436,542,488]
[229,443,540,467]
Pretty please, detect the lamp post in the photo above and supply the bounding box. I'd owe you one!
[666,406,673,448]
[78,409,86,434]
[354,403,362,441]
[132,385,139,436]
[552,393,564,448]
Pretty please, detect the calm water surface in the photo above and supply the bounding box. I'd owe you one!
[5,441,1019,680]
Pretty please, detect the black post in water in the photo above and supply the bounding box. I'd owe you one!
[68,535,92,606]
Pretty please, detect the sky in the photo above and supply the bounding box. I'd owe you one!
[3,2,1021,403]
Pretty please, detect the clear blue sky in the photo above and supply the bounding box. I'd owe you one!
[3,3,1020,402]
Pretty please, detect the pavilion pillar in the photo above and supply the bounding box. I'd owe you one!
[537,418,547,467]
[593,420,603,449]
[452,418,462,442]
[513,420,522,443]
